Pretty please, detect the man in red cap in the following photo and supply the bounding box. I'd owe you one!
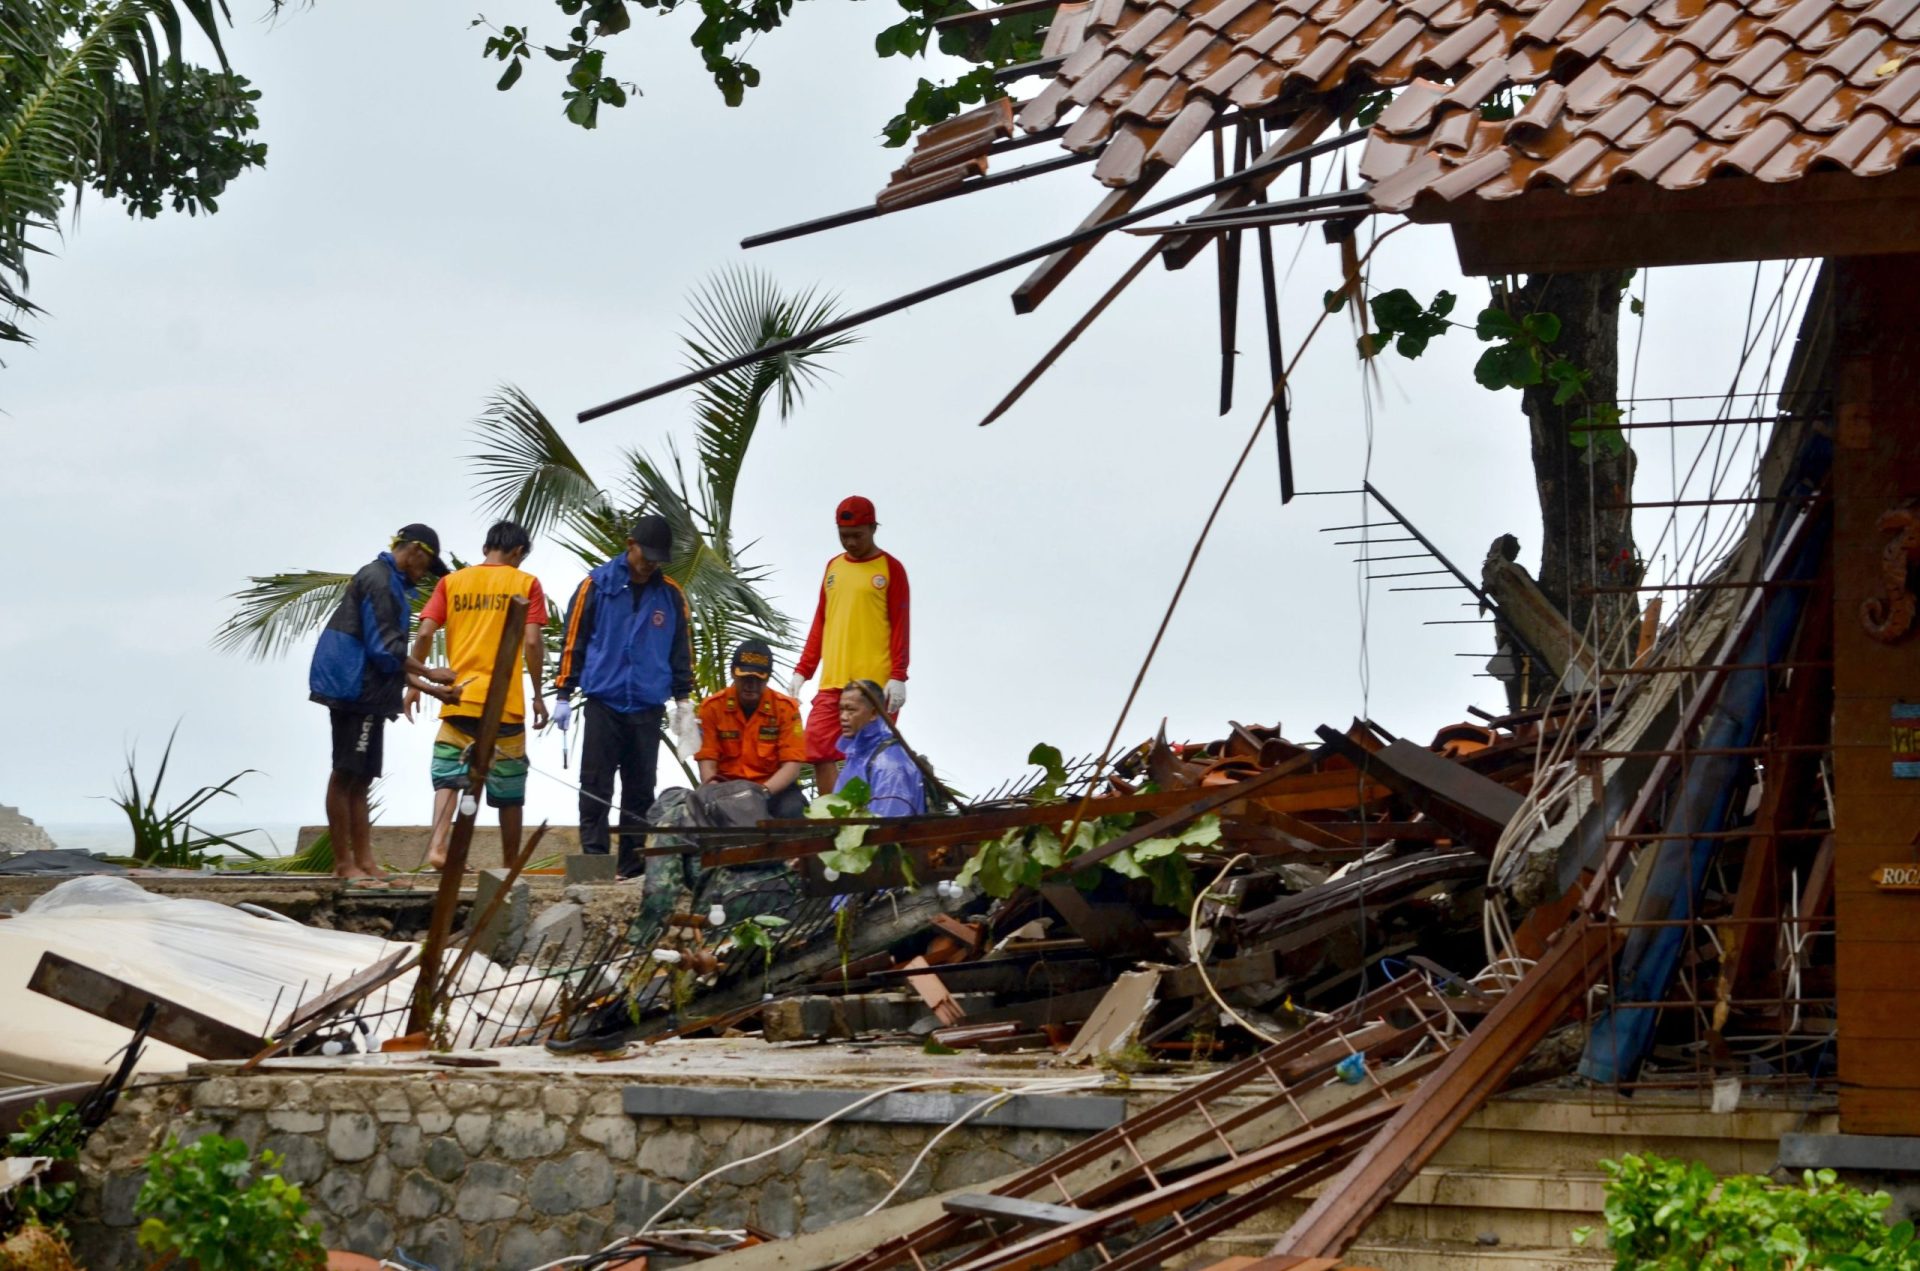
[787,496,910,793]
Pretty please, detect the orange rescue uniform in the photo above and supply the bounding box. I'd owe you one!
[693,687,806,784]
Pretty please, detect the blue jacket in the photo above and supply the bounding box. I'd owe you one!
[309,554,417,717]
[554,557,695,714]
[836,720,927,817]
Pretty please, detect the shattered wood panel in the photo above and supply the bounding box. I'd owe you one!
[26,952,260,1061]
[1831,255,1920,1136]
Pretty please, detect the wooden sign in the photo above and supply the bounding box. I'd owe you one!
[1871,865,1920,890]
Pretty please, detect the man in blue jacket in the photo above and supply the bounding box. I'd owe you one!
[309,524,461,882]
[552,514,698,877]
[834,679,928,817]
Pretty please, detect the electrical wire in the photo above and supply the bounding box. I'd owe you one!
[521,1074,1134,1271]
[1187,852,1287,1045]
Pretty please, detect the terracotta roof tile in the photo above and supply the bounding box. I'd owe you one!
[930,0,1920,225]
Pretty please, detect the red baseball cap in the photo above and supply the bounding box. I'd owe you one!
[835,496,877,527]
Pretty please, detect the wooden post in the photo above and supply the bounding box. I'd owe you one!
[408,594,529,1035]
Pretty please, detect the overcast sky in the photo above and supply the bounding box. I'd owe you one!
[2,0,1808,843]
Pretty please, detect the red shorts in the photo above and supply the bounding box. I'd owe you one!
[805,688,847,764]
[804,688,902,764]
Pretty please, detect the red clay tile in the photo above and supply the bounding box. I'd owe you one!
[1713,110,1797,166]
[1710,25,1791,72]
[1440,53,1514,104]
[1419,9,1507,66]
[1596,16,1669,67]
[1432,103,1483,148]
[1861,0,1920,30]
[1429,146,1518,195]
[1559,12,1632,60]
[1766,0,1842,42]
[1856,122,1920,166]
[1581,84,1661,138]
[885,0,1920,243]
[1377,78,1451,129]
[1755,126,1836,172]
[1327,0,1398,36]
[1767,65,1848,117]
[1565,55,1633,109]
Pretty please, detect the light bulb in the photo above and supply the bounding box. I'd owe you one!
[823,867,840,881]
[707,904,726,926]
[459,794,478,817]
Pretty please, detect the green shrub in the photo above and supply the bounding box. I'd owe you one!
[1579,1152,1918,1270]
[2,1100,83,1236]
[135,1135,325,1270]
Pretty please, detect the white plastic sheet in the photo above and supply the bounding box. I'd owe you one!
[0,877,554,1082]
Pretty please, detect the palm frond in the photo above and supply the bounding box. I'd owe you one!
[467,384,610,539]
[682,266,857,529]
[211,570,352,660]
[0,0,235,348]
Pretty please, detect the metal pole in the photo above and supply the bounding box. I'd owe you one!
[578,128,1369,423]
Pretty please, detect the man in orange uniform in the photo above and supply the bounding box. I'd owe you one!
[694,639,807,818]
[406,520,550,872]
[787,496,910,793]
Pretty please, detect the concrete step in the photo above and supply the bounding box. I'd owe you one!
[1185,1233,1609,1271]
[1179,1093,1827,1271]
[1349,1239,1611,1271]
[1214,1167,1606,1248]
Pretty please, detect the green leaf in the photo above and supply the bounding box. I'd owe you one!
[1323,287,1347,313]
[1521,311,1561,343]
[1430,289,1457,317]
[1368,287,1424,335]
[1105,847,1146,880]
[1132,836,1180,862]
[1473,341,1538,390]
[1474,306,1522,340]
[1175,813,1223,848]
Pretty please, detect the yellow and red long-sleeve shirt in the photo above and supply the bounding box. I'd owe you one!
[794,550,909,690]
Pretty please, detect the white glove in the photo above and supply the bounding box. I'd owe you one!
[786,671,809,701]
[885,679,908,713]
[551,696,572,732]
[669,700,700,757]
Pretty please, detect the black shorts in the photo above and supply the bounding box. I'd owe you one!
[329,709,385,779]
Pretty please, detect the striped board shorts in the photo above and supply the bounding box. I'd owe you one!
[431,719,529,807]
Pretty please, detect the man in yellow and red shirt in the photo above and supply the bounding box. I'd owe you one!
[694,638,808,818]
[406,520,550,872]
[787,496,909,793]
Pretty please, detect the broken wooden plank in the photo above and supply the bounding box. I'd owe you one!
[28,951,259,1060]
[1313,727,1522,849]
[1060,970,1161,1065]
[899,956,966,1027]
[1261,918,1617,1261]
[1039,882,1163,958]
[944,1194,1095,1227]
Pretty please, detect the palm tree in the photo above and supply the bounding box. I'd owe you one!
[1,0,234,348]
[214,267,855,693]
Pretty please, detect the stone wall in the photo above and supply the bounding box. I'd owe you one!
[71,1070,1097,1271]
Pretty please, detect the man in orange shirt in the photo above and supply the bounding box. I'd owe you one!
[787,496,910,793]
[406,520,550,872]
[693,638,807,818]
